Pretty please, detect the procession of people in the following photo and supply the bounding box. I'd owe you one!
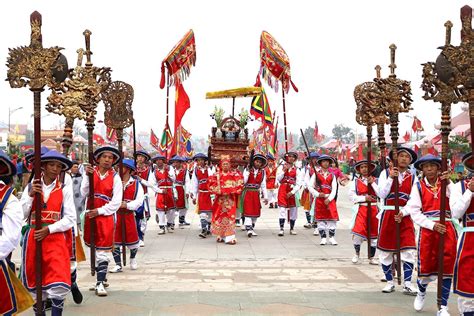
[2,5,474,316]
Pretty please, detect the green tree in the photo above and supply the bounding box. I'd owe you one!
[449,135,469,159]
[298,126,316,150]
[332,124,354,143]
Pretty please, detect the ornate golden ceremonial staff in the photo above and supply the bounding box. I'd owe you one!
[375,44,413,285]
[74,30,112,276]
[374,65,388,170]
[354,80,385,260]
[46,46,102,264]
[101,81,134,266]
[6,12,68,314]
[421,9,469,308]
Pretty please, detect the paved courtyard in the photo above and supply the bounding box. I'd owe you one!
[17,185,458,315]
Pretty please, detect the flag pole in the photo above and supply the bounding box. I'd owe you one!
[282,89,289,152]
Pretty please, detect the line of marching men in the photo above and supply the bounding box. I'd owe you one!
[2,144,474,315]
[342,147,474,316]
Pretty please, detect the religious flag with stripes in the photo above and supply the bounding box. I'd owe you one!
[160,124,173,152]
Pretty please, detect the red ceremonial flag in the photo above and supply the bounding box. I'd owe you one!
[412,116,424,133]
[414,144,420,155]
[403,131,410,142]
[106,126,117,143]
[314,121,319,140]
[93,133,105,146]
[357,143,364,160]
[174,81,191,130]
[150,129,159,150]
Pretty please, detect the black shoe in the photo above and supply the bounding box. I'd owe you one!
[269,203,274,208]
[184,221,191,226]
[71,282,83,304]
[199,230,207,238]
[206,229,211,236]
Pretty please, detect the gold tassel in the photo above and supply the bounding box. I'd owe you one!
[8,266,34,314]
[75,232,86,262]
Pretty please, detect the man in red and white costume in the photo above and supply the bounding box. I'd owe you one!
[308,155,339,245]
[241,154,268,238]
[20,150,76,315]
[401,154,457,316]
[303,152,320,234]
[169,156,191,228]
[276,152,303,236]
[0,150,32,315]
[450,152,474,316]
[348,159,379,265]
[135,150,152,247]
[148,154,175,235]
[190,153,215,238]
[110,159,144,273]
[376,147,418,295]
[265,154,278,209]
[82,146,123,297]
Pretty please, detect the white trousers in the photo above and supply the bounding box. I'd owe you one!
[244,217,257,227]
[317,221,337,230]
[179,209,187,217]
[157,211,168,226]
[268,189,278,203]
[458,297,474,314]
[352,235,377,247]
[279,207,297,220]
[378,249,416,265]
[166,209,176,225]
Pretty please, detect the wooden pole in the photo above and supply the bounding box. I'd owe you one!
[389,113,402,285]
[32,88,43,315]
[366,125,373,259]
[86,119,96,276]
[377,123,386,170]
[282,89,289,152]
[437,101,451,308]
[133,118,137,167]
[116,129,127,266]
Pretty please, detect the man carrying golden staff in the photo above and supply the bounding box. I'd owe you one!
[20,150,76,315]
[208,155,243,245]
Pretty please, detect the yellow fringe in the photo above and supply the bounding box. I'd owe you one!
[206,87,262,99]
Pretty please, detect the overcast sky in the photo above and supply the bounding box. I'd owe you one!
[0,0,470,138]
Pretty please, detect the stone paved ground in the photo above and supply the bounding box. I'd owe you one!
[17,185,459,315]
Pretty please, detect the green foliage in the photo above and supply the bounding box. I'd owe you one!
[210,106,225,128]
[332,124,355,143]
[298,126,316,150]
[238,108,249,128]
[448,135,469,157]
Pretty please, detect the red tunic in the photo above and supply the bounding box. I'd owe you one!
[315,171,339,221]
[351,178,378,239]
[114,177,140,247]
[241,169,264,218]
[277,167,297,208]
[137,166,151,194]
[208,170,243,237]
[265,166,277,190]
[22,181,71,293]
[83,168,116,251]
[416,180,457,277]
[174,169,187,210]
[195,168,213,213]
[154,167,175,212]
[454,180,474,297]
[377,171,417,252]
